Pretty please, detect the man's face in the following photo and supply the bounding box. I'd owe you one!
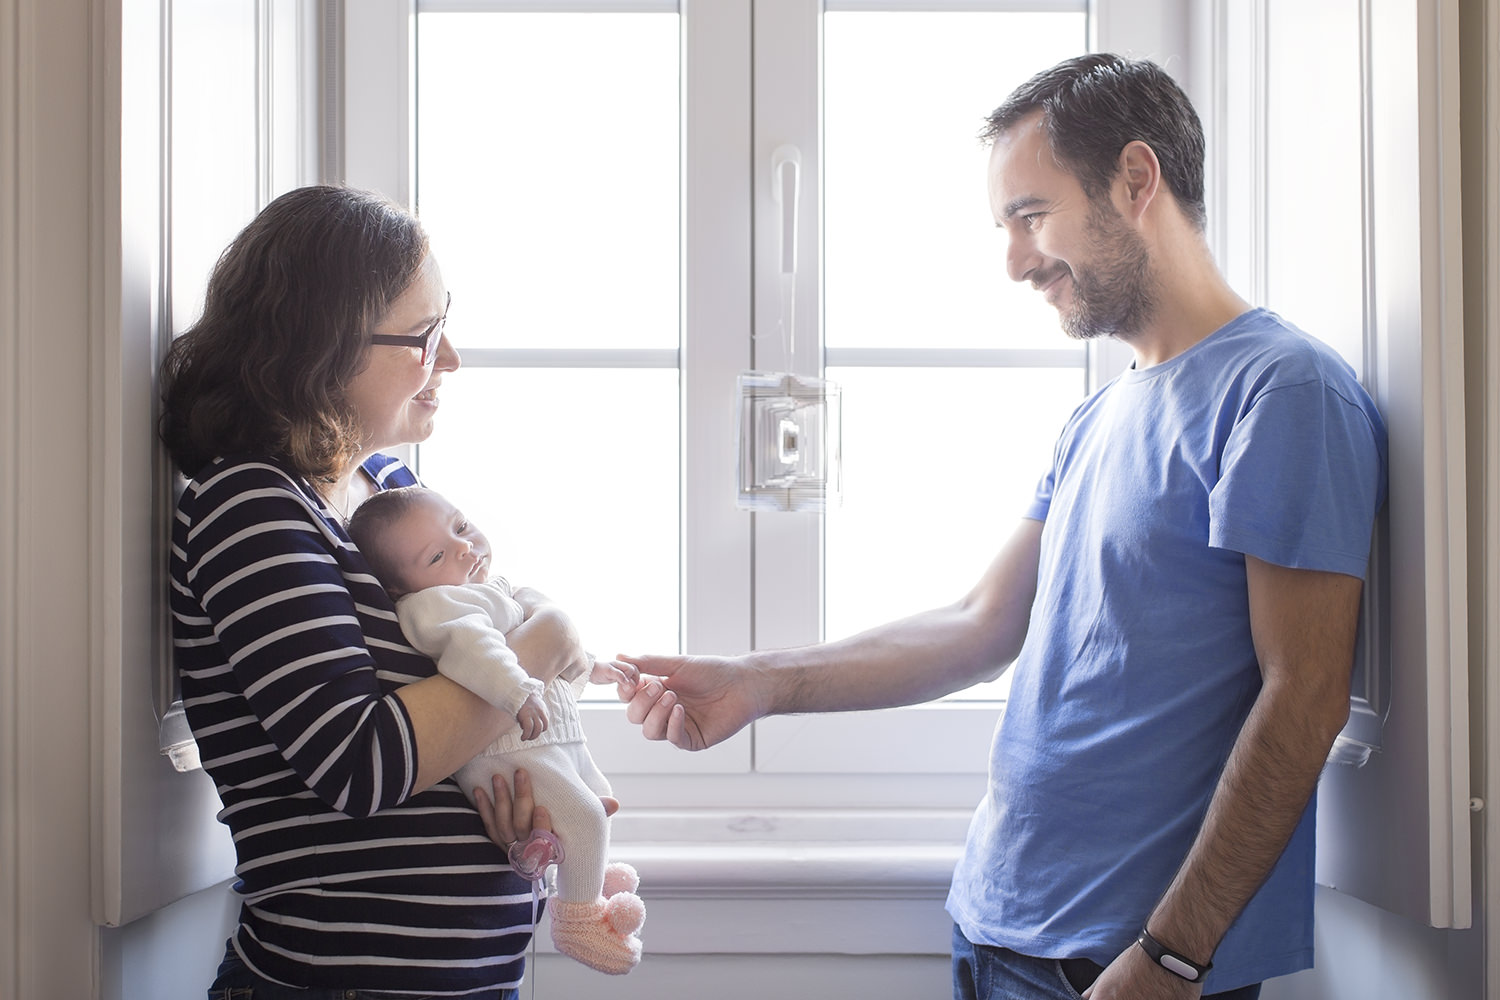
[987,113,1157,341]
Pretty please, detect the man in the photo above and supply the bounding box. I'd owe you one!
[623,53,1387,999]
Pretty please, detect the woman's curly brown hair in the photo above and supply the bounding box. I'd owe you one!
[158,185,429,482]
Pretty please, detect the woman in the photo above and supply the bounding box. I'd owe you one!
[160,185,591,998]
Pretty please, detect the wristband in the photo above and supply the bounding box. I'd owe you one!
[1136,927,1212,983]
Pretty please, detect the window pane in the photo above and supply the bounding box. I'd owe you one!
[415,368,681,658]
[823,366,1083,653]
[171,0,259,331]
[415,11,679,351]
[823,10,1087,351]
[1265,0,1365,377]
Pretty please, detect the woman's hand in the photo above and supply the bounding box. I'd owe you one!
[473,768,618,854]
[474,768,553,853]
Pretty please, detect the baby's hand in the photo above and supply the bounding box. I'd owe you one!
[516,693,549,741]
[591,658,641,699]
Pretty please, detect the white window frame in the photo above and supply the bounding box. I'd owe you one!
[342,1,1187,889]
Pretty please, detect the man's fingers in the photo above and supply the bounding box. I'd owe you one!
[666,701,694,750]
[624,677,666,727]
[640,687,680,742]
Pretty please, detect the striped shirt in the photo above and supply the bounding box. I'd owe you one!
[171,453,537,995]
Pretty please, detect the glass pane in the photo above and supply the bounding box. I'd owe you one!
[414,368,681,660]
[171,0,259,332]
[823,366,1086,698]
[824,11,1087,352]
[1265,0,1365,378]
[416,12,679,351]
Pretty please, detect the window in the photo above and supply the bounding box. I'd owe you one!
[349,0,1091,809]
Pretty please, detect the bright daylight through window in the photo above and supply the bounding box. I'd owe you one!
[412,4,1086,709]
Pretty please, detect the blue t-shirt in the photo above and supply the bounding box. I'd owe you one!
[945,308,1387,992]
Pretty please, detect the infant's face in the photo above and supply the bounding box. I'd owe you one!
[389,491,494,592]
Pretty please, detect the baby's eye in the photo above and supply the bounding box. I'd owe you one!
[457,520,469,533]
[428,552,443,566]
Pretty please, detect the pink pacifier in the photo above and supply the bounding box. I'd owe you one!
[508,830,565,881]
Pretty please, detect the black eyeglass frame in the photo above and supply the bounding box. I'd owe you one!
[369,291,451,366]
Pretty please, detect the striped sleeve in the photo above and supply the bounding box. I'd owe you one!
[176,460,417,816]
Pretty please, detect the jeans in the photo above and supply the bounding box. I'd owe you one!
[207,952,519,1000]
[952,924,1262,1000]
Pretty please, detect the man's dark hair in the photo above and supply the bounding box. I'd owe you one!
[981,53,1206,231]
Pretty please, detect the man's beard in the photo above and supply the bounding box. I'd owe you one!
[1055,201,1158,342]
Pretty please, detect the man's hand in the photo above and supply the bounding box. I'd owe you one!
[618,653,766,751]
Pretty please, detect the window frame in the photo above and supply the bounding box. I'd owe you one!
[344,0,1175,819]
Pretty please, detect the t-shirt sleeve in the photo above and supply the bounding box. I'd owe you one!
[1209,378,1386,577]
[1025,466,1054,523]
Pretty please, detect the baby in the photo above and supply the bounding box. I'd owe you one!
[347,485,645,975]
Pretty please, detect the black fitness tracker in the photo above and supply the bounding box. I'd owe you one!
[1136,927,1213,983]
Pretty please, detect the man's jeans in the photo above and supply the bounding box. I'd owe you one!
[952,924,1262,1000]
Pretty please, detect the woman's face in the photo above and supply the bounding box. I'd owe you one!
[344,254,460,457]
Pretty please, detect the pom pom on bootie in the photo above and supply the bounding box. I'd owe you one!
[603,861,640,898]
[549,893,646,975]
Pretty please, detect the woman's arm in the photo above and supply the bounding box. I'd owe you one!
[396,675,513,794]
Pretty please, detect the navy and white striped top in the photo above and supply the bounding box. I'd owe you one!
[170,453,537,995]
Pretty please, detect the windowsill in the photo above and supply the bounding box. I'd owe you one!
[530,808,968,956]
[617,840,962,900]
[608,808,969,900]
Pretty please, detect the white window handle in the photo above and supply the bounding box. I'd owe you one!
[772,143,800,276]
[771,144,801,355]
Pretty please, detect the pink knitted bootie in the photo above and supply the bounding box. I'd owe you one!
[603,862,640,898]
[549,893,646,975]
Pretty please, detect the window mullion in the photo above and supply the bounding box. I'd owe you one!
[750,0,825,655]
[342,0,415,206]
[682,0,755,658]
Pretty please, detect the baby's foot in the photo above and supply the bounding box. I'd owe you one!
[603,861,640,898]
[549,893,646,975]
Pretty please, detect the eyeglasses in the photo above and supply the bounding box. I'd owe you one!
[369,291,451,366]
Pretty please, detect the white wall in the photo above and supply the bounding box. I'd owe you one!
[1266,887,1483,1000]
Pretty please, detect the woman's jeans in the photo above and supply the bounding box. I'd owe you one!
[207,952,519,1000]
[953,924,1262,1000]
